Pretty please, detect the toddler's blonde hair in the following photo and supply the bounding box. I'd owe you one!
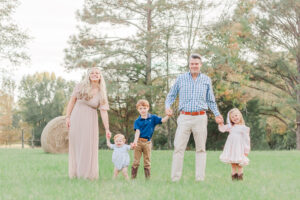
[113,134,126,142]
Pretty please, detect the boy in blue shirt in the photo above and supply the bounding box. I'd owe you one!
[131,99,170,179]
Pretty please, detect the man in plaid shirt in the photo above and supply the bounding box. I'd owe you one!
[165,53,224,182]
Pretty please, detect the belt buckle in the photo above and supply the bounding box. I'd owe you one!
[139,138,148,142]
[191,112,198,116]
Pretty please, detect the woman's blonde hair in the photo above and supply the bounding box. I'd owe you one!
[228,108,245,125]
[78,67,108,104]
[113,134,126,142]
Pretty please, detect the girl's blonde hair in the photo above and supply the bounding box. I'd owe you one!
[228,108,245,125]
[78,67,108,104]
[113,134,126,142]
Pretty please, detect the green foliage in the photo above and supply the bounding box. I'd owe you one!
[18,72,75,145]
[243,99,270,150]
[267,124,296,150]
[202,0,300,150]
[0,0,30,65]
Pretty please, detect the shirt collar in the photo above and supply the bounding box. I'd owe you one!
[138,113,152,120]
[188,72,201,79]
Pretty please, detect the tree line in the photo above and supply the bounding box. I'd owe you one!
[0,0,299,150]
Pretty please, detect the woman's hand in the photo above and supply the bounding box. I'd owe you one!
[105,129,111,138]
[65,116,70,129]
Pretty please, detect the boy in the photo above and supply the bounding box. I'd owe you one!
[131,99,170,179]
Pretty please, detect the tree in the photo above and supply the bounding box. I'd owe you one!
[0,77,17,144]
[237,0,300,149]
[0,0,30,66]
[18,72,75,145]
[198,0,300,150]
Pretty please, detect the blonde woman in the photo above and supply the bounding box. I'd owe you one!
[66,67,111,180]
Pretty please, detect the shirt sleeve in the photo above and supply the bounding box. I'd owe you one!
[244,126,251,154]
[206,78,220,116]
[71,83,81,98]
[134,120,140,131]
[126,144,131,151]
[153,115,162,126]
[99,101,109,111]
[165,76,180,109]
[109,144,115,150]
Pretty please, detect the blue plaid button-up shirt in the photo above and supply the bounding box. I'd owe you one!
[165,72,220,116]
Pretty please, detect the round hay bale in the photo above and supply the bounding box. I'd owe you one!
[41,116,69,154]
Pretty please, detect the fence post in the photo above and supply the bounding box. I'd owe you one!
[21,129,24,149]
[31,129,34,148]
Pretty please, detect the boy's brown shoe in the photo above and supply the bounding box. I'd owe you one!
[144,168,151,179]
[131,166,138,179]
[237,173,243,181]
[231,173,238,181]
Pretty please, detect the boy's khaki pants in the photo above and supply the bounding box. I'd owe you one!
[132,140,152,169]
[171,114,208,181]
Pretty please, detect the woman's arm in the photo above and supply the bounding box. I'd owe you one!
[65,96,77,128]
[106,134,112,148]
[100,109,111,138]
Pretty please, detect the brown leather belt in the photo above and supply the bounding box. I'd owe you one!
[138,138,149,142]
[180,110,206,116]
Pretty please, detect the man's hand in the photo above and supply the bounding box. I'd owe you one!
[165,108,173,116]
[215,115,224,125]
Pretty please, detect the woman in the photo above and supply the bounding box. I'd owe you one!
[66,67,111,180]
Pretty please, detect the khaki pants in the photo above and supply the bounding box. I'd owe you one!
[171,114,208,181]
[132,140,152,169]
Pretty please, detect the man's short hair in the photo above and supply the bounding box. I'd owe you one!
[190,53,202,62]
[136,99,150,109]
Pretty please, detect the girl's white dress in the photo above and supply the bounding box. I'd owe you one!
[109,144,131,170]
[219,124,250,166]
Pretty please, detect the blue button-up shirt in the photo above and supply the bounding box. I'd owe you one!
[134,114,162,141]
[165,72,220,116]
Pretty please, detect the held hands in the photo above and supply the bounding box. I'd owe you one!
[130,142,136,149]
[132,141,137,149]
[105,129,111,139]
[165,108,173,117]
[215,115,224,125]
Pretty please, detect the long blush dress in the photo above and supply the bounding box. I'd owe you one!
[68,84,109,179]
[219,124,250,166]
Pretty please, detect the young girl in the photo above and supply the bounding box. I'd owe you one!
[106,134,134,180]
[218,108,250,181]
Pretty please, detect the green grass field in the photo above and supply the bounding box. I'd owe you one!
[0,149,299,200]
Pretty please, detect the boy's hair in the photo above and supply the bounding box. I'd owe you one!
[228,108,245,125]
[113,134,125,142]
[136,99,150,109]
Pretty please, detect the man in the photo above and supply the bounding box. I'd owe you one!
[165,53,223,181]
